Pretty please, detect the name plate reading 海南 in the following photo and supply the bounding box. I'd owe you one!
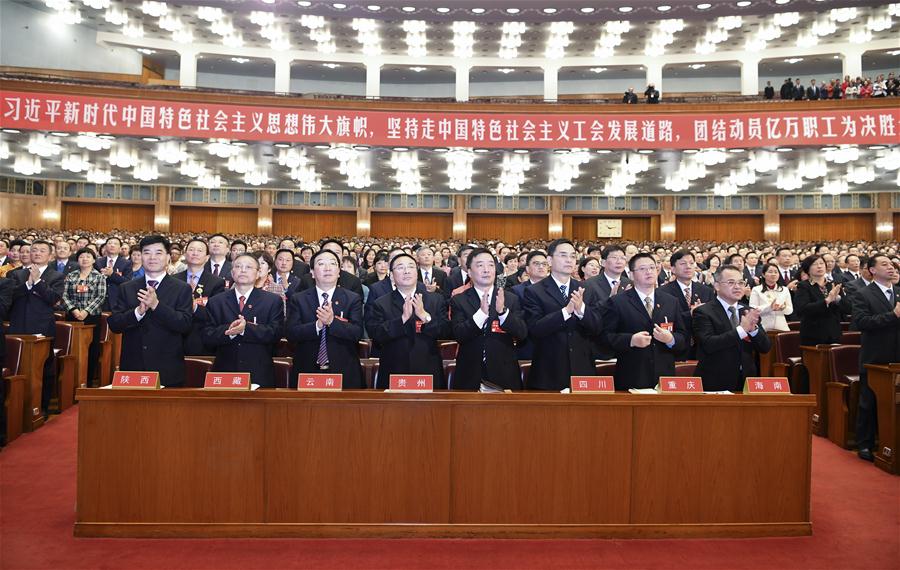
[657,376,704,394]
[297,373,343,391]
[111,371,160,389]
[389,374,433,393]
[743,377,791,394]
[204,372,251,390]
[570,376,615,393]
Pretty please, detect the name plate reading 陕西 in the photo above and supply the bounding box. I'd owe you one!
[111,371,160,389]
[389,374,433,392]
[571,376,615,393]
[743,377,791,394]
[204,372,251,390]
[297,373,343,391]
[657,376,704,394]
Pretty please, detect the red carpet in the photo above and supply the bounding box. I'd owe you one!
[1,407,898,570]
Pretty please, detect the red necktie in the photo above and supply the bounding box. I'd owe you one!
[238,295,245,312]
[213,263,220,277]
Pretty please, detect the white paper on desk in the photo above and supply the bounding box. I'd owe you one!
[559,388,571,394]
[702,390,733,395]
[480,383,506,393]
[99,384,113,389]
[251,384,260,391]
[628,388,658,394]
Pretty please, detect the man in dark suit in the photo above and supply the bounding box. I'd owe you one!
[273,249,301,294]
[806,79,821,100]
[416,245,449,298]
[203,254,284,388]
[850,254,900,462]
[523,239,602,391]
[659,250,716,359]
[842,254,864,283]
[764,81,775,99]
[286,250,364,389]
[204,234,233,286]
[365,254,449,389]
[622,87,638,104]
[793,78,805,100]
[450,248,528,391]
[644,83,660,103]
[445,245,476,294]
[52,241,78,275]
[510,250,549,360]
[583,245,633,308]
[108,235,193,387]
[173,238,225,356]
[693,265,772,392]
[601,253,687,391]
[780,78,793,100]
[291,239,363,298]
[0,238,9,267]
[95,236,133,310]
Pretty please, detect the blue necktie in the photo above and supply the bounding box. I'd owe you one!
[317,292,329,368]
[559,284,567,299]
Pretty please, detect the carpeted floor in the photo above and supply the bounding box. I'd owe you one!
[1,407,898,570]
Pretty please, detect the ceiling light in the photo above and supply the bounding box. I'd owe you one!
[332,2,347,8]
[402,6,415,12]
[506,8,520,14]
[2,129,21,134]
[697,3,712,9]
[497,68,514,73]
[783,57,803,64]
[543,8,557,13]
[513,149,529,154]
[231,57,249,63]
[136,48,155,55]
[618,6,633,13]
[590,67,606,73]
[471,8,485,14]
[776,147,793,152]
[775,0,790,4]
[689,63,706,69]
[888,50,900,56]
[580,7,595,12]
[657,5,672,11]
[323,63,340,68]
[409,66,426,72]
[187,139,204,145]
[50,131,69,137]
[474,148,490,153]
[142,137,160,142]
[437,7,450,13]
[736,0,751,6]
[297,1,312,6]
[367,4,381,10]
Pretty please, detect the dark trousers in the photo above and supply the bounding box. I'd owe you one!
[855,375,878,450]
[67,314,103,387]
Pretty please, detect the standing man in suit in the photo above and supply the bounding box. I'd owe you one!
[416,245,448,298]
[365,253,449,389]
[108,235,193,387]
[286,249,364,389]
[659,249,715,359]
[693,265,772,392]
[292,239,363,298]
[450,248,527,391]
[96,236,133,310]
[584,245,632,307]
[445,245,475,293]
[850,254,900,462]
[842,254,864,283]
[273,249,300,293]
[204,234,233,287]
[174,238,225,356]
[203,254,284,388]
[601,253,686,391]
[364,247,412,315]
[52,241,77,275]
[510,250,549,360]
[523,239,601,391]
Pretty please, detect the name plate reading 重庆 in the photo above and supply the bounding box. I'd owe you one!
[657,376,704,394]
[204,372,251,390]
[571,376,615,393]
[389,374,433,392]
[111,371,160,389]
[297,373,343,391]
[743,377,791,394]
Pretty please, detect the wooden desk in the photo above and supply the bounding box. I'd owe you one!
[75,390,814,539]
[70,322,95,390]
[866,364,900,475]
[759,331,782,377]
[802,344,835,437]
[8,335,51,432]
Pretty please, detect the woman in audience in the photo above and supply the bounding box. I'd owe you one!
[167,243,186,275]
[497,253,519,288]
[578,256,601,281]
[362,251,389,287]
[749,264,793,332]
[699,254,720,285]
[62,248,106,384]
[360,248,377,277]
[250,251,278,292]
[794,255,843,346]
[0,241,24,278]
[129,248,145,280]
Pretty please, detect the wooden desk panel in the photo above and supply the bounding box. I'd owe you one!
[75,390,814,538]
[866,364,900,475]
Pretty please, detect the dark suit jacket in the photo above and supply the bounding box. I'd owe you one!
[53,258,78,276]
[445,267,469,293]
[658,280,715,359]
[294,270,364,299]
[806,85,820,100]
[202,288,284,388]
[285,287,364,389]
[522,277,602,391]
[776,268,797,287]
[450,287,527,391]
[693,300,772,392]
[851,282,900,376]
[601,289,687,390]
[365,289,449,389]
[583,273,632,359]
[418,266,449,298]
[108,275,193,387]
[95,256,133,309]
[830,268,846,284]
[7,267,65,338]
[0,278,14,367]
[204,258,233,285]
[793,280,843,345]
[510,280,538,359]
[173,268,226,356]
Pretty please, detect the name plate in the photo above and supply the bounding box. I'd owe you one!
[571,376,615,393]
[389,374,433,392]
[204,372,251,390]
[743,377,791,394]
[111,371,160,389]
[657,376,704,394]
[298,373,343,391]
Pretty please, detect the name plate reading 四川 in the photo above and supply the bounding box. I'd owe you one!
[743,377,791,394]
[389,374,433,393]
[203,372,251,390]
[111,371,160,389]
[298,373,343,391]
[571,376,615,393]
[657,376,704,394]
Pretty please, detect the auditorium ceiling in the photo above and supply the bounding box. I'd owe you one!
[1,130,897,196]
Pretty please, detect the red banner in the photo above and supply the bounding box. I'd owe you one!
[2,90,897,149]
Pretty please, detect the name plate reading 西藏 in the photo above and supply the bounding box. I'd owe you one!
[204,372,251,390]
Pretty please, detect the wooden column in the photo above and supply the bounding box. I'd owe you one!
[8,335,52,432]
[258,190,273,235]
[357,193,372,237]
[154,186,171,232]
[452,195,467,241]
[763,195,780,241]
[875,193,893,240]
[549,196,563,239]
[43,180,62,229]
[660,196,676,241]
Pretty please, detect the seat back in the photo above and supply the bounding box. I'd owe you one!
[775,331,802,363]
[274,338,294,358]
[828,345,860,383]
[99,313,111,343]
[595,361,617,376]
[53,322,75,355]
[4,337,24,376]
[439,341,458,360]
[273,358,292,389]
[787,321,801,331]
[675,361,698,376]
[357,339,371,359]
[444,361,456,389]
[839,331,861,345]
[183,357,214,388]
[361,358,379,389]
[519,360,531,387]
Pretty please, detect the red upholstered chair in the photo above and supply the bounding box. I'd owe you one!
[826,345,861,449]
[839,331,861,345]
[444,361,456,390]
[840,321,850,331]
[3,337,26,446]
[51,322,78,412]
[183,357,214,388]
[274,338,294,358]
[439,341,458,360]
[787,321,801,331]
[519,361,531,388]
[273,358,292,389]
[595,361,616,376]
[360,358,379,389]
[675,361,698,377]
[357,339,371,359]
[97,313,115,387]
[772,331,805,392]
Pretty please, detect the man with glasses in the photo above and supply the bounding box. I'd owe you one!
[510,250,549,361]
[693,265,772,392]
[173,238,225,356]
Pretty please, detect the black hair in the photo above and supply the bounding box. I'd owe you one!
[139,235,171,253]
[547,238,574,257]
[320,238,343,250]
[669,249,694,266]
[311,249,341,267]
[714,264,743,281]
[74,247,97,261]
[185,238,209,254]
[578,256,600,280]
[601,245,625,260]
[799,255,823,276]
[503,253,518,263]
[867,253,889,271]
[389,253,417,271]
[628,252,656,272]
[274,248,295,260]
[457,244,475,257]
[466,247,494,270]
[526,250,547,265]
[230,239,247,249]
[209,233,228,242]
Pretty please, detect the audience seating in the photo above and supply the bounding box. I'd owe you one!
[802,344,836,436]
[183,357,214,388]
[51,322,78,412]
[772,332,805,393]
[444,361,456,389]
[787,321,801,331]
[275,339,294,358]
[826,345,861,449]
[519,360,531,388]
[595,362,616,377]
[361,358,379,389]
[357,340,371,359]
[675,361,699,377]
[839,331,861,345]
[273,358,292,389]
[439,341,459,360]
[2,337,26,446]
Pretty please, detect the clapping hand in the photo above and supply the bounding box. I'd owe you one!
[411,293,430,321]
[225,315,246,336]
[826,283,842,304]
[137,285,159,311]
[630,331,652,348]
[495,287,506,315]
[652,324,674,344]
[566,288,584,316]
[739,308,761,331]
[401,295,415,323]
[316,301,334,327]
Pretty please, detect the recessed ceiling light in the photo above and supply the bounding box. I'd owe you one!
[618,6,633,13]
[297,1,311,5]
[506,7,520,13]
[437,7,450,13]
[580,7,595,12]
[332,2,347,8]
[776,147,793,152]
[393,146,409,151]
[774,0,789,4]
[697,3,711,9]
[366,4,381,10]
[471,7,485,13]
[736,0,751,5]
[50,131,70,137]
[657,5,671,11]
[142,137,160,142]
[401,6,415,12]
[513,149,529,154]
[543,7,557,13]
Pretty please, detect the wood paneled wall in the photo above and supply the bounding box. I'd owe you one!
[272,210,356,240]
[466,214,548,242]
[1,194,50,229]
[62,202,154,232]
[371,212,452,239]
[170,206,257,234]
[675,215,764,241]
[564,216,660,242]
[894,213,900,241]
[780,214,875,241]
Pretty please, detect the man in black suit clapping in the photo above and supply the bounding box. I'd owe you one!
[173,238,226,356]
[659,249,715,359]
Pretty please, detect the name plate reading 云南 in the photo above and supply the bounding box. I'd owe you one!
[657,376,704,394]
[204,372,251,390]
[743,377,791,394]
[570,376,615,393]
[297,373,343,392]
[389,374,433,393]
[111,371,160,389]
